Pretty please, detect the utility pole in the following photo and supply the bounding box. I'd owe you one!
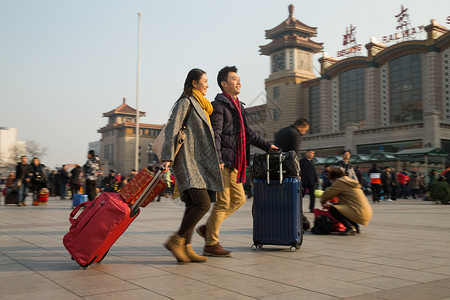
[135,12,142,171]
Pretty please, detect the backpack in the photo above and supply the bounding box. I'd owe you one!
[311,214,332,235]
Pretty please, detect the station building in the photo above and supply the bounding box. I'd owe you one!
[248,5,450,158]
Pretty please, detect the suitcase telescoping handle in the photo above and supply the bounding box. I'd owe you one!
[266,150,283,185]
[69,201,92,225]
[130,168,165,216]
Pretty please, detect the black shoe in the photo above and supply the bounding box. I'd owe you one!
[340,227,356,236]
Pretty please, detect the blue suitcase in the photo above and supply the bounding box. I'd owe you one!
[252,152,302,252]
[73,194,88,208]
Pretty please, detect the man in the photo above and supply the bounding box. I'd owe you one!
[381,167,393,201]
[369,163,381,203]
[197,66,278,257]
[15,156,30,206]
[321,164,332,190]
[129,169,137,181]
[59,165,69,200]
[397,169,410,199]
[69,164,82,199]
[300,149,317,212]
[336,150,357,180]
[105,170,116,192]
[83,150,100,201]
[274,118,309,157]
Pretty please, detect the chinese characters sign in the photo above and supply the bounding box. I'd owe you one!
[381,5,424,44]
[337,24,362,57]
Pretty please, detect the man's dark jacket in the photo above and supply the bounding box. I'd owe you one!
[70,166,82,185]
[274,125,302,157]
[300,157,317,186]
[211,93,271,169]
[16,163,30,180]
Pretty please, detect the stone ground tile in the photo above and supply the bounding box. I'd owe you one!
[0,288,82,300]
[0,263,34,278]
[362,256,441,271]
[83,288,168,300]
[422,266,450,276]
[259,289,339,300]
[159,262,239,281]
[0,274,62,297]
[365,282,450,299]
[342,295,387,300]
[132,274,218,297]
[54,274,139,297]
[91,262,171,279]
[201,274,299,298]
[362,265,448,283]
[281,276,381,298]
[171,289,255,300]
[355,276,418,290]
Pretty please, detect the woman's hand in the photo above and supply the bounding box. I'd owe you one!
[160,161,171,172]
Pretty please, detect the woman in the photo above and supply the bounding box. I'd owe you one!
[28,158,47,206]
[160,68,223,263]
[320,168,372,235]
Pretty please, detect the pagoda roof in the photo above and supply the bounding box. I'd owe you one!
[98,122,163,133]
[265,5,318,39]
[260,34,323,55]
[260,4,323,55]
[103,98,146,117]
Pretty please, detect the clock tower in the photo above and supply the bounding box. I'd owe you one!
[260,4,323,141]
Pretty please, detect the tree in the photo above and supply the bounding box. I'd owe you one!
[26,140,48,161]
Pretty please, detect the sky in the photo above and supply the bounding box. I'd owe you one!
[1,0,449,169]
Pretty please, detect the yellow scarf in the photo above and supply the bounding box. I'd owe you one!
[192,88,213,127]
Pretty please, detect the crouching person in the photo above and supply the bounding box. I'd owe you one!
[321,168,373,236]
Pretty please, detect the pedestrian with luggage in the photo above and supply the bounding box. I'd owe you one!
[83,150,100,201]
[196,66,278,257]
[320,168,373,235]
[28,158,47,206]
[160,68,224,263]
[274,118,309,158]
[299,149,318,212]
[15,155,31,206]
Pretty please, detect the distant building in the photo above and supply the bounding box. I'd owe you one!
[0,127,26,174]
[250,5,450,157]
[98,98,164,174]
[88,141,100,156]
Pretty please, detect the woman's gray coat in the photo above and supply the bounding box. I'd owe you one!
[161,97,224,194]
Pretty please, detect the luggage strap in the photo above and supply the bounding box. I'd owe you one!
[69,201,92,225]
[267,150,283,185]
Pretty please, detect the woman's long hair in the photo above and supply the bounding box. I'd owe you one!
[179,68,206,99]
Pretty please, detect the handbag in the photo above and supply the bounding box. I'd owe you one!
[154,101,192,160]
[252,150,300,180]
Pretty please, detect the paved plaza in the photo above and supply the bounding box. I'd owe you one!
[1,195,450,299]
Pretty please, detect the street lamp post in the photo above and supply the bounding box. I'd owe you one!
[135,12,142,171]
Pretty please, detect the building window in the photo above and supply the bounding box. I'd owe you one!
[389,53,422,124]
[339,68,365,130]
[104,144,114,164]
[309,86,320,134]
[273,87,280,99]
[273,109,281,121]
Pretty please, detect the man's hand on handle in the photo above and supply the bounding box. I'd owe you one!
[269,145,279,152]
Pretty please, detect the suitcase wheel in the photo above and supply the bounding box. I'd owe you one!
[251,244,257,251]
[289,246,297,252]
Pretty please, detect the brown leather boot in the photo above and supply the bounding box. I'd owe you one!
[185,244,207,262]
[164,234,190,263]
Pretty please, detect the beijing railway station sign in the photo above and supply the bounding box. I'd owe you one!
[381,5,425,44]
[337,24,362,58]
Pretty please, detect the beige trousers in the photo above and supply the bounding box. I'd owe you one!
[205,168,246,246]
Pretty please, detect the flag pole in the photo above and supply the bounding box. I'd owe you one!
[135,12,142,171]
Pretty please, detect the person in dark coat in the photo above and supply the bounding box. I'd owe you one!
[28,158,47,206]
[322,164,332,190]
[196,66,278,258]
[105,170,116,192]
[69,164,82,199]
[381,167,393,201]
[368,163,382,203]
[274,118,309,157]
[48,170,57,196]
[300,149,317,212]
[15,155,31,206]
[58,165,69,199]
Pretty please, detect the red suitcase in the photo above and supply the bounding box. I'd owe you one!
[63,169,164,268]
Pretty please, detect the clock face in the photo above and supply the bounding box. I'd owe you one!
[272,52,285,73]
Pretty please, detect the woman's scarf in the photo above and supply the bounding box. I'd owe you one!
[192,88,213,127]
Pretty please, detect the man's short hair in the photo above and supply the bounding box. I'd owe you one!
[305,149,314,153]
[21,155,26,159]
[217,66,237,91]
[294,118,309,127]
[88,150,95,156]
[341,150,351,155]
